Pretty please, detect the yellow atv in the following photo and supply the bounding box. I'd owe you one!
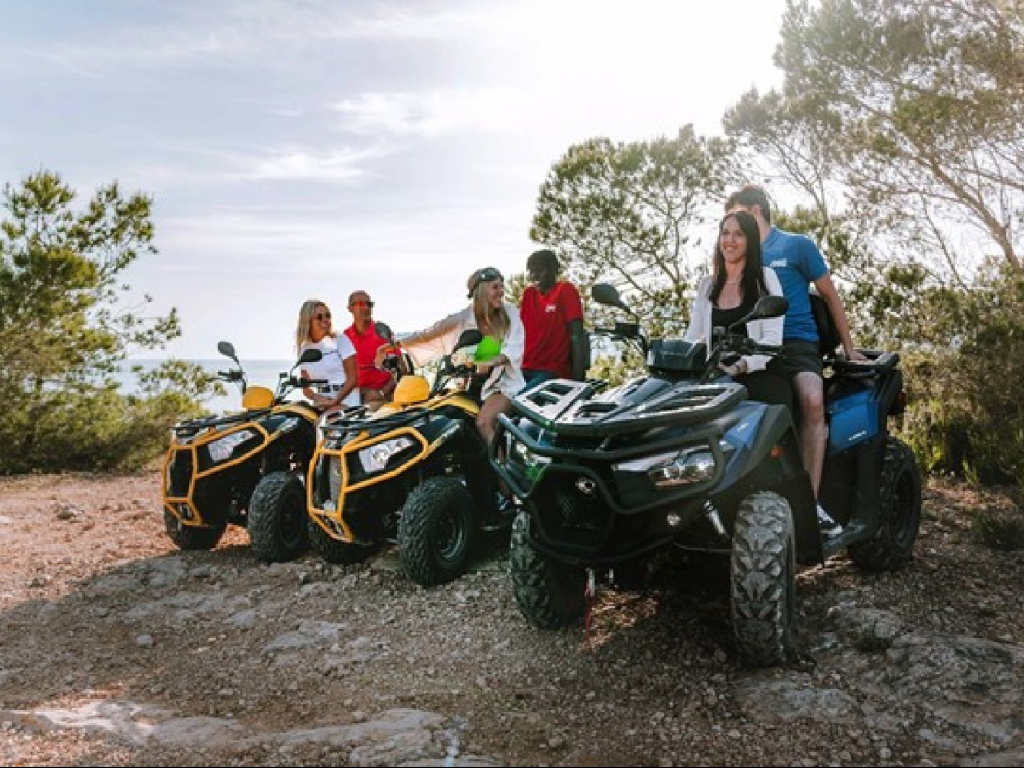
[162,341,324,561]
[306,329,510,586]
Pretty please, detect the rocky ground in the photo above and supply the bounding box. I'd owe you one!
[1,469,1023,767]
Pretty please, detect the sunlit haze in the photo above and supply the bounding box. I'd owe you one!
[1,0,787,360]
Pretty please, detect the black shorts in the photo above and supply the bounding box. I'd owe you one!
[739,370,793,412]
[767,340,823,379]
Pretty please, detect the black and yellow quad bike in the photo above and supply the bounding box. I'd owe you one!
[162,341,326,562]
[306,329,512,586]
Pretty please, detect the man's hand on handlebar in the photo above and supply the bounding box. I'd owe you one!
[844,345,868,363]
[374,341,400,368]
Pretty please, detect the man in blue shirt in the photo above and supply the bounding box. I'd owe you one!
[726,184,866,537]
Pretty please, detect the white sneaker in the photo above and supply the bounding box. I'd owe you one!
[816,504,843,538]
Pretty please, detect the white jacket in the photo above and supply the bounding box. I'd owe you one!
[683,267,784,374]
[399,302,526,400]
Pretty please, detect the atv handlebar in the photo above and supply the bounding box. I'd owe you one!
[830,349,898,377]
[217,369,246,382]
[592,322,648,356]
[271,374,331,406]
[724,337,783,357]
[216,368,247,394]
[431,359,488,399]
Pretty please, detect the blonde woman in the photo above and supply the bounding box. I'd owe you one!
[388,267,525,444]
[295,299,360,413]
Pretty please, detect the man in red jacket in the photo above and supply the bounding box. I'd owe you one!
[519,249,589,387]
[343,290,402,409]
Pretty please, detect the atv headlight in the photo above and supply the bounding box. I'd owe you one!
[358,436,416,473]
[326,456,341,504]
[207,429,257,463]
[615,447,716,488]
[277,416,301,434]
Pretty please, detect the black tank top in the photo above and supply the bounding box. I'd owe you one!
[712,293,757,332]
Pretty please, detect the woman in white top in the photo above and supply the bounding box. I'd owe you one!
[294,299,360,412]
[684,210,791,410]
[393,267,526,445]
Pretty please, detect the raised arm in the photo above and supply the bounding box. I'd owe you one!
[394,309,465,368]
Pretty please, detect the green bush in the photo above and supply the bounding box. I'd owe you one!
[0,388,208,474]
[973,507,1024,551]
[896,271,1024,498]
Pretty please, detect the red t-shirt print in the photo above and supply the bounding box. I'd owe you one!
[520,281,583,379]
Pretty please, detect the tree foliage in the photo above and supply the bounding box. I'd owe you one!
[530,127,740,346]
[0,171,217,473]
[899,264,1024,493]
[728,0,1024,283]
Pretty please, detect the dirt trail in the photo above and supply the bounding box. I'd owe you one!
[1,471,1022,766]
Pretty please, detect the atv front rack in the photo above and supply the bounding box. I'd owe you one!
[320,405,425,440]
[173,409,254,437]
[511,378,747,436]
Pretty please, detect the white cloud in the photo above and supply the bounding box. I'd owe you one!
[332,89,522,137]
[246,145,391,182]
[111,141,393,189]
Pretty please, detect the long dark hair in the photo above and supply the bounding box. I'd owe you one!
[709,210,768,305]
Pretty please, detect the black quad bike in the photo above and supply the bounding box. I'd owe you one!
[490,284,922,666]
[161,341,325,562]
[306,329,513,586]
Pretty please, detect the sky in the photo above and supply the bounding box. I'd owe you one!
[1,0,788,361]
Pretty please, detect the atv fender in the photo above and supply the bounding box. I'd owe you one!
[731,404,823,565]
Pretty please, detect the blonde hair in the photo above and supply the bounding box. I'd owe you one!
[295,299,333,354]
[466,268,509,340]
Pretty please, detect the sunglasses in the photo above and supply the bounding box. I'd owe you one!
[315,312,332,321]
[350,300,374,308]
[468,267,504,297]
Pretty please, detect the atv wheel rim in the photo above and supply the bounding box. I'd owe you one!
[890,468,918,550]
[436,507,467,564]
[281,490,306,548]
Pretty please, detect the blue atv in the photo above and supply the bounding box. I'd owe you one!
[490,283,922,666]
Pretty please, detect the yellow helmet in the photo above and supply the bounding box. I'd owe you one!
[392,375,430,405]
[242,385,274,410]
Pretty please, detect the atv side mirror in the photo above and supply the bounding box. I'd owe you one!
[592,283,632,313]
[297,348,323,365]
[217,341,239,363]
[749,295,789,320]
[375,321,394,343]
[454,329,483,351]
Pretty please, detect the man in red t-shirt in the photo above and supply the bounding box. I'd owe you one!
[343,290,402,408]
[519,249,588,386]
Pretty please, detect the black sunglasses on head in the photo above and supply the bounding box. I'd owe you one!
[468,267,503,297]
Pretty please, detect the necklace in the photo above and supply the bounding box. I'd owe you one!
[725,278,742,285]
